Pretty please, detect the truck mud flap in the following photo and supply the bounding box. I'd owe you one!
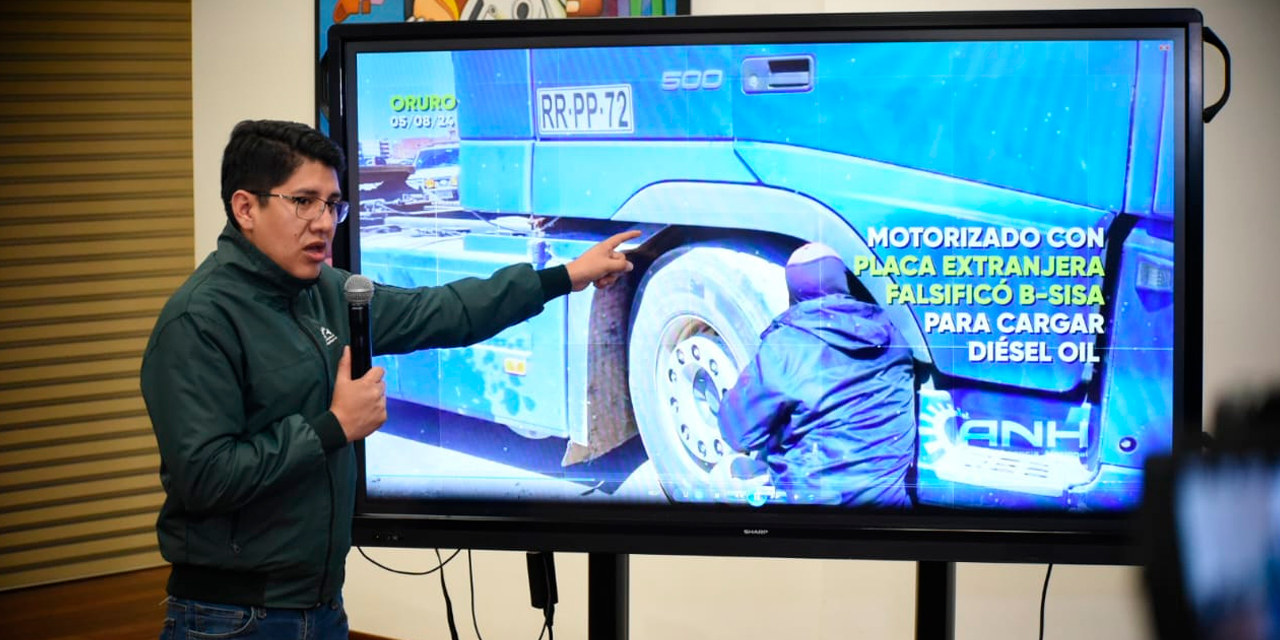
[563,273,639,465]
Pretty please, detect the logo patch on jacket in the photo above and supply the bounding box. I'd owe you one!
[320,326,338,346]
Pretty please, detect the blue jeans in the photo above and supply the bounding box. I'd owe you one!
[160,596,349,640]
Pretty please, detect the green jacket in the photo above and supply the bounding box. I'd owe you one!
[140,224,569,607]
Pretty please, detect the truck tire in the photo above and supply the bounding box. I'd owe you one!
[627,243,789,502]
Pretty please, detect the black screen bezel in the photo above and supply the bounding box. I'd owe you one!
[330,8,1205,565]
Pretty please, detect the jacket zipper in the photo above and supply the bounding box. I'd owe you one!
[229,510,241,555]
[292,295,337,605]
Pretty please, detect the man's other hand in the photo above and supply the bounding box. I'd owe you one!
[331,346,388,442]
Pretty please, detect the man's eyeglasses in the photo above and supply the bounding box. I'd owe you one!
[254,192,349,224]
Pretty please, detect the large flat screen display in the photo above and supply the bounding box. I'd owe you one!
[334,10,1203,561]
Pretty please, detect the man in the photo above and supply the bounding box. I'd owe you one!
[141,120,638,638]
[716,242,917,509]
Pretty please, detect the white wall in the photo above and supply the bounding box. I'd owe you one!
[192,1,1280,638]
[192,0,317,257]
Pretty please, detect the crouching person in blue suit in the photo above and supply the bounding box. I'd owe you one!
[717,242,918,508]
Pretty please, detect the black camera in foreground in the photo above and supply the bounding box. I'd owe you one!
[1144,389,1280,640]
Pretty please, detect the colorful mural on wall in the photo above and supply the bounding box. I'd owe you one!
[332,0,685,24]
[317,1,690,130]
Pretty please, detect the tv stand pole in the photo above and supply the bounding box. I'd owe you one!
[915,561,956,640]
[589,553,630,640]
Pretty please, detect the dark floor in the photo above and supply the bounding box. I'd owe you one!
[0,567,391,640]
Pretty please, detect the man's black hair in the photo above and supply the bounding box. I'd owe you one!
[220,120,346,229]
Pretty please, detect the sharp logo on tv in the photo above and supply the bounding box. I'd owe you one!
[742,529,770,536]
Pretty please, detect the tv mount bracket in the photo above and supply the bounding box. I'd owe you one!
[1203,25,1230,123]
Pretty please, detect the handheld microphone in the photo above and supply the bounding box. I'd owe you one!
[343,275,374,378]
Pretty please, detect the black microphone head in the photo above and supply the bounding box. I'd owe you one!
[344,274,374,306]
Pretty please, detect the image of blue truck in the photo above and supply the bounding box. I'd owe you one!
[354,38,1177,511]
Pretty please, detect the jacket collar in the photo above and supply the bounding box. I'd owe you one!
[216,222,319,298]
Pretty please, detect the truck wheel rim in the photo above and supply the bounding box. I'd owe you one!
[656,317,739,468]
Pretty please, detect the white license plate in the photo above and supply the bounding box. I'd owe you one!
[536,84,634,135]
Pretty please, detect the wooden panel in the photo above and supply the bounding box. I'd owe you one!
[0,318,160,351]
[0,415,150,452]
[0,338,150,368]
[0,20,188,38]
[0,256,193,283]
[0,103,190,123]
[1,298,169,325]
[0,118,190,138]
[0,273,185,295]
[0,79,191,100]
[0,434,157,469]
[0,475,162,515]
[5,177,193,200]
[0,360,144,394]
[0,138,191,159]
[0,39,190,56]
[0,512,158,552]
[0,196,194,221]
[1,236,195,261]
[0,532,160,572]
[0,472,158,514]
[0,437,160,473]
[0,274,184,305]
[0,0,189,591]
[4,1,189,19]
[0,397,150,432]
[4,159,194,184]
[0,550,165,594]
[5,216,191,242]
[1,60,191,78]
[0,388,151,421]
